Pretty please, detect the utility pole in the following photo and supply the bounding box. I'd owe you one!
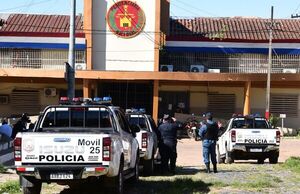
[68,0,76,99]
[265,6,274,120]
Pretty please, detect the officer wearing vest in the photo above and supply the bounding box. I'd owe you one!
[199,112,219,173]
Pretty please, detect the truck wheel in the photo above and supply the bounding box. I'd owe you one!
[129,152,140,183]
[269,156,278,164]
[22,176,42,194]
[113,159,124,194]
[217,145,225,164]
[225,149,234,164]
[144,151,154,176]
[257,158,265,164]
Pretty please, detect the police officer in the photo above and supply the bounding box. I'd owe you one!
[158,114,178,174]
[199,112,219,173]
[12,113,30,139]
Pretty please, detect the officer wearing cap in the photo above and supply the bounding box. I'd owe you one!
[199,112,219,173]
[12,113,31,139]
[158,114,178,174]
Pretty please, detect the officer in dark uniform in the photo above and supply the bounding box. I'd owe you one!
[199,112,219,173]
[12,113,30,139]
[158,114,178,174]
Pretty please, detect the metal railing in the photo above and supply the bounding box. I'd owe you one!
[160,52,300,73]
[0,48,85,70]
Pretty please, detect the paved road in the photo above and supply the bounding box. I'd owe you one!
[176,138,300,166]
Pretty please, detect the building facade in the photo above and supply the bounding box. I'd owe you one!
[1,0,300,128]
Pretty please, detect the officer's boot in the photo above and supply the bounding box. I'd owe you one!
[205,163,211,173]
[213,164,218,173]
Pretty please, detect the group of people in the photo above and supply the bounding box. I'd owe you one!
[158,112,220,174]
[0,113,31,140]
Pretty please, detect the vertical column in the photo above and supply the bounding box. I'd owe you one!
[83,79,90,98]
[84,0,93,70]
[154,0,161,72]
[153,80,159,124]
[243,81,251,115]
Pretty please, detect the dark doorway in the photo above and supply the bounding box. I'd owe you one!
[98,81,153,115]
[159,91,190,118]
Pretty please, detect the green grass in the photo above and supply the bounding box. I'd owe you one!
[0,165,6,173]
[282,157,300,173]
[0,180,21,194]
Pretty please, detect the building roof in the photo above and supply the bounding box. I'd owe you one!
[169,17,300,42]
[0,13,84,37]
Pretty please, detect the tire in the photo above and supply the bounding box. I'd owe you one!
[22,177,42,194]
[225,147,234,164]
[129,152,139,183]
[269,156,278,164]
[257,158,265,164]
[143,156,154,176]
[187,128,194,139]
[217,145,225,164]
[22,183,42,194]
[113,158,124,194]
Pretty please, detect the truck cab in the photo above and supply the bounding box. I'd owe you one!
[217,115,281,164]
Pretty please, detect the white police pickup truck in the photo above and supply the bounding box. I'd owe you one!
[126,109,158,175]
[14,97,140,194]
[217,115,281,164]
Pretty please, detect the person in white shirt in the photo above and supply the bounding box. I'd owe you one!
[0,119,13,138]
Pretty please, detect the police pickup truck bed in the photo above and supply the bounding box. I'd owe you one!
[217,116,281,164]
[14,99,140,194]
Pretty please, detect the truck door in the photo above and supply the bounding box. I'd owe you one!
[115,110,133,169]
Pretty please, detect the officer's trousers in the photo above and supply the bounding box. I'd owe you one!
[160,143,177,173]
[202,139,217,165]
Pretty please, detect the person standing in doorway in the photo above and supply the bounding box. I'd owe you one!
[199,112,219,173]
[158,114,178,175]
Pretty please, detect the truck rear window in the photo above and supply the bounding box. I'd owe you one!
[232,118,269,129]
[127,115,149,131]
[41,107,113,129]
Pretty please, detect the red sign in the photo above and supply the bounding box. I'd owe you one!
[107,1,146,38]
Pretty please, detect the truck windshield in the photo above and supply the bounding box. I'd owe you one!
[232,118,269,129]
[127,115,149,131]
[40,107,113,130]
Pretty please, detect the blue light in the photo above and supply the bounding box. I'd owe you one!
[103,97,112,102]
[139,108,146,113]
[93,97,102,102]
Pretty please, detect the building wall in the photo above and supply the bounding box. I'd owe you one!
[92,0,156,71]
[0,83,82,117]
[160,84,300,129]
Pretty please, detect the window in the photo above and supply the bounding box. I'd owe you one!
[127,115,149,131]
[271,94,298,117]
[41,107,113,130]
[232,118,269,129]
[115,110,131,133]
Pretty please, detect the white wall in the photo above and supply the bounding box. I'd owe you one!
[92,0,156,71]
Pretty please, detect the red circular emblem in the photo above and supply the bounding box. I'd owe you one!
[107,1,146,39]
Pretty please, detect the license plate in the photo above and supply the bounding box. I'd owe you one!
[50,173,73,180]
[250,148,262,152]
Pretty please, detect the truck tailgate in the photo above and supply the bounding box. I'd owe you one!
[21,133,104,164]
[235,129,277,145]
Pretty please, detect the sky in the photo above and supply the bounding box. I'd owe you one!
[1,0,300,19]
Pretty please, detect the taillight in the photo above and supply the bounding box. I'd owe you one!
[276,131,281,143]
[142,133,148,149]
[102,137,111,161]
[14,137,22,161]
[231,130,236,142]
